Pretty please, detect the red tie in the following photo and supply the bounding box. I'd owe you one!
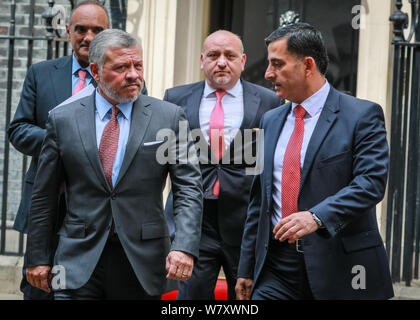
[209,90,227,197]
[99,106,120,188]
[281,105,307,218]
[72,69,87,95]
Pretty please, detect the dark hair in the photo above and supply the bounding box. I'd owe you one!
[69,0,110,27]
[265,22,329,75]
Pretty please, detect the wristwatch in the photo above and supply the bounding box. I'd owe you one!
[312,213,323,228]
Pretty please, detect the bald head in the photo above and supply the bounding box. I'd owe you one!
[203,30,244,54]
[201,30,246,90]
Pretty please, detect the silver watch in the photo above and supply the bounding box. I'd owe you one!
[312,213,323,228]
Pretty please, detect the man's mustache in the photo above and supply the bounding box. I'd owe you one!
[122,80,142,87]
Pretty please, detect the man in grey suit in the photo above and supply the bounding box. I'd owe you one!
[25,29,203,299]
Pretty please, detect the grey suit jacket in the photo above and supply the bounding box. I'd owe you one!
[26,92,203,296]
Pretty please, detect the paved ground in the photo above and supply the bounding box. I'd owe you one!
[0,281,419,300]
[0,293,22,300]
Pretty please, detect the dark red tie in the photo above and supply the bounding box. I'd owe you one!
[281,105,307,218]
[209,90,226,197]
[99,106,120,188]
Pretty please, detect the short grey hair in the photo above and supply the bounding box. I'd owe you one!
[89,29,142,70]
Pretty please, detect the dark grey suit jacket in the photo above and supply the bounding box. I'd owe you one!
[8,55,148,233]
[26,92,203,296]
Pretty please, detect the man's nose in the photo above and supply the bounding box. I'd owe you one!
[83,29,96,43]
[265,65,274,80]
[217,55,227,67]
[126,65,140,79]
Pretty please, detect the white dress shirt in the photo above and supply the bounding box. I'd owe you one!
[271,80,330,227]
[199,80,244,147]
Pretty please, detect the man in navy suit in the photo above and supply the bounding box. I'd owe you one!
[7,0,110,300]
[164,30,280,299]
[236,23,394,300]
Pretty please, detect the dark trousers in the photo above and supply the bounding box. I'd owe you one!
[251,238,314,300]
[177,200,240,300]
[54,235,160,300]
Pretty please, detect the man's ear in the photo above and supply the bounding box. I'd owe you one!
[304,56,317,77]
[66,24,71,41]
[90,63,100,82]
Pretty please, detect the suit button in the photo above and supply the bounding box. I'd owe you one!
[111,193,116,200]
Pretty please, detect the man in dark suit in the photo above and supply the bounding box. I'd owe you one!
[7,0,110,300]
[164,30,280,300]
[236,23,393,300]
[25,29,203,300]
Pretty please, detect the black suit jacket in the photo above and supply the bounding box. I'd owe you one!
[238,87,394,299]
[164,80,280,246]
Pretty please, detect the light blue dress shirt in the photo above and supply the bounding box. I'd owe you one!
[271,80,330,227]
[95,89,133,187]
[72,53,93,93]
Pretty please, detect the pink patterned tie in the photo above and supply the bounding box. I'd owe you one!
[72,69,87,96]
[281,105,307,218]
[209,90,227,197]
[99,106,120,188]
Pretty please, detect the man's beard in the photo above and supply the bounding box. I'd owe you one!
[213,74,231,85]
[99,78,142,104]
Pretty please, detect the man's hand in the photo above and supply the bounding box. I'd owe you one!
[273,211,318,243]
[26,265,52,293]
[165,250,194,281]
[235,278,253,300]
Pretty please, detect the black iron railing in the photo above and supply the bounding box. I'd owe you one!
[387,0,420,286]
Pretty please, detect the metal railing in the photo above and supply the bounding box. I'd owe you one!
[387,0,420,286]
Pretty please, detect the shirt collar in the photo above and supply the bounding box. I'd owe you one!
[72,53,93,78]
[203,79,243,98]
[95,88,133,121]
[292,80,330,117]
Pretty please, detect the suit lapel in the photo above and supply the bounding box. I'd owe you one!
[76,92,110,191]
[50,56,72,105]
[240,81,261,130]
[184,82,204,129]
[114,97,152,187]
[299,87,339,190]
[265,103,291,208]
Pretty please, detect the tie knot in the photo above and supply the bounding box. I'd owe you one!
[78,69,87,81]
[111,105,120,118]
[294,105,307,119]
[215,90,227,101]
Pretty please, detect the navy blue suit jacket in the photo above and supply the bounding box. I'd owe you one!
[237,86,394,299]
